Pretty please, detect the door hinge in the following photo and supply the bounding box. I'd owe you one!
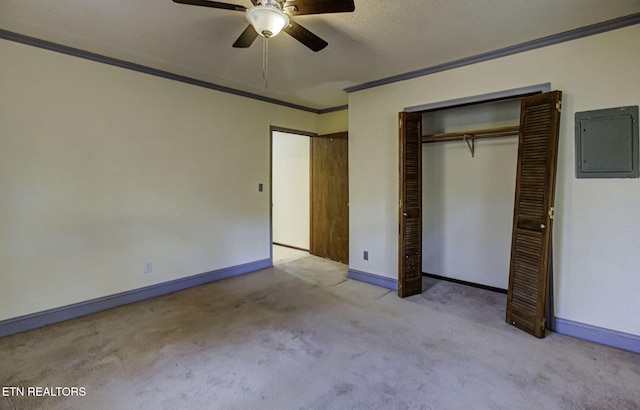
[548,207,555,220]
[556,101,562,113]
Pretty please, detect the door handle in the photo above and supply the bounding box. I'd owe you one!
[403,213,408,216]
[540,224,546,229]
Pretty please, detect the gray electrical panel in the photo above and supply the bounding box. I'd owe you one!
[575,106,639,178]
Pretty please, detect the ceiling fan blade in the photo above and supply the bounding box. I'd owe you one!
[283,20,328,52]
[233,25,259,48]
[172,0,246,12]
[283,0,355,16]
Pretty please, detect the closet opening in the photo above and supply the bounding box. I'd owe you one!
[399,84,563,338]
[421,97,522,292]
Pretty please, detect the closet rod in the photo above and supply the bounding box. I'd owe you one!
[422,125,520,144]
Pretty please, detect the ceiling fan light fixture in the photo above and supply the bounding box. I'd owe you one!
[246,5,290,38]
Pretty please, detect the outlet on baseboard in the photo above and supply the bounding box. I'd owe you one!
[144,261,153,273]
[363,251,369,261]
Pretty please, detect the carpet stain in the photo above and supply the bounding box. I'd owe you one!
[334,382,354,396]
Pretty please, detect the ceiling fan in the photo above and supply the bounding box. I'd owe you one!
[172,0,356,52]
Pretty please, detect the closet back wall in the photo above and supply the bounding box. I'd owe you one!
[422,100,520,289]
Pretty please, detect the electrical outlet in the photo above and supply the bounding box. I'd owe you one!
[144,261,153,273]
[363,251,369,261]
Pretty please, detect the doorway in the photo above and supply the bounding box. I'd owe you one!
[270,128,349,265]
[272,130,311,252]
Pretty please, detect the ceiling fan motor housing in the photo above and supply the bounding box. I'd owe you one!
[247,0,290,38]
[260,0,285,7]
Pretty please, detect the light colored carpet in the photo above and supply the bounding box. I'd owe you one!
[1,247,639,409]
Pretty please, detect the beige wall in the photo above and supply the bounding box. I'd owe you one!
[349,25,640,336]
[318,110,348,135]
[0,39,319,321]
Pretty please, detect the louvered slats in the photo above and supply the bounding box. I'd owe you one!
[399,112,423,297]
[506,91,562,338]
[403,219,422,281]
[511,229,543,311]
[517,104,551,222]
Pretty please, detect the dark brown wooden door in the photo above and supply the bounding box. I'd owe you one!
[506,91,562,338]
[311,132,349,263]
[398,112,423,297]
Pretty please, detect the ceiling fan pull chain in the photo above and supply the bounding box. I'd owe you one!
[263,36,269,90]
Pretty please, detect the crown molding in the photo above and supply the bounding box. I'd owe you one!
[0,28,341,114]
[345,13,640,94]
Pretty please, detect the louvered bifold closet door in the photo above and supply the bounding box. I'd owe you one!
[398,112,423,297]
[506,91,562,338]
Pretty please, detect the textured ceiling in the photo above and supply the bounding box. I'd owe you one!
[1,0,639,110]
